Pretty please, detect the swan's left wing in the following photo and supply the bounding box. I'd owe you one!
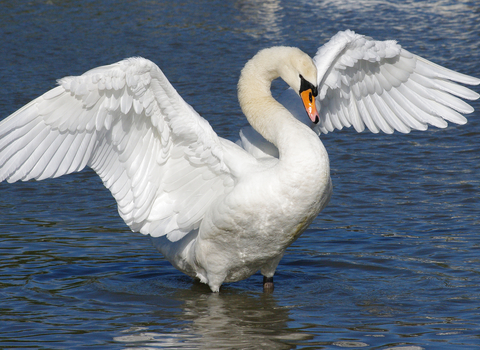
[312,30,480,134]
[0,57,236,242]
[278,30,480,135]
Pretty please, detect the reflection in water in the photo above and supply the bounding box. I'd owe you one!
[114,288,311,349]
[235,0,284,40]
[312,0,474,13]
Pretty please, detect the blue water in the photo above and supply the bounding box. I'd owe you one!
[1,0,480,348]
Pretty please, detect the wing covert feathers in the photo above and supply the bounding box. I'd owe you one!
[0,57,234,241]
[314,30,480,134]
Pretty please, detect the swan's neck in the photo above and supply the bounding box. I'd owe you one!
[237,47,330,206]
[238,48,290,146]
[237,47,324,160]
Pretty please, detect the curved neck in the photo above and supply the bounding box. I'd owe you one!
[238,48,292,145]
[237,47,316,154]
[236,47,331,212]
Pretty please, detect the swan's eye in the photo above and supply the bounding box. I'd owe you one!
[299,74,318,97]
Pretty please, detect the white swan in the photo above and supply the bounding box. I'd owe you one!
[0,30,478,292]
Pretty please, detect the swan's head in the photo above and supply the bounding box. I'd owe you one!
[276,48,319,123]
[238,47,320,125]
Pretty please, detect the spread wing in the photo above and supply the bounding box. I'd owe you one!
[278,30,480,135]
[0,57,235,241]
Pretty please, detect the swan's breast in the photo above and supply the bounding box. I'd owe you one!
[198,163,330,261]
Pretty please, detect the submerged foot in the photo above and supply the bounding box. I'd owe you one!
[263,276,274,292]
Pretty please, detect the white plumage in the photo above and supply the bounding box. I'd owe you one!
[1,31,478,292]
[274,30,479,135]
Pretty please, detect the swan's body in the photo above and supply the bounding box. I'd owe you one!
[151,47,331,290]
[0,30,478,292]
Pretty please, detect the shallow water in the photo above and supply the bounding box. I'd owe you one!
[1,0,480,348]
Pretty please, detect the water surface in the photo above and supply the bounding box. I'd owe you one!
[1,0,480,348]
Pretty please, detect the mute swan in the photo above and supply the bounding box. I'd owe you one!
[0,30,479,292]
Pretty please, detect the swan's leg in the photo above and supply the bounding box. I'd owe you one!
[260,252,284,292]
[263,276,274,292]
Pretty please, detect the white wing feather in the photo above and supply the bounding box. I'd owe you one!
[314,30,480,134]
[277,30,479,136]
[0,57,235,241]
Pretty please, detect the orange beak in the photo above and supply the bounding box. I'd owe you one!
[300,89,319,124]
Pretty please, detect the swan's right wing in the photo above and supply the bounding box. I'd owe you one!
[312,30,480,134]
[0,57,235,242]
[278,31,480,135]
